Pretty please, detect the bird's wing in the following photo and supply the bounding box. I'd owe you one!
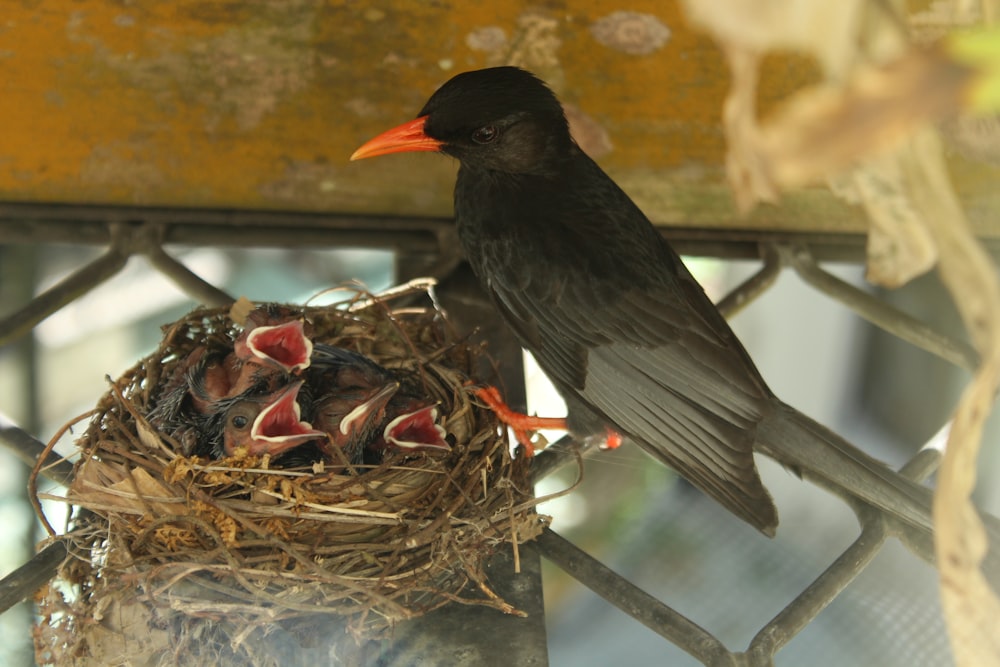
[471,164,778,532]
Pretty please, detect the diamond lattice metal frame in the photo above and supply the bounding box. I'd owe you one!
[0,203,995,666]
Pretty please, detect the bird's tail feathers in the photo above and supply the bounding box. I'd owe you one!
[633,437,779,537]
[755,403,934,533]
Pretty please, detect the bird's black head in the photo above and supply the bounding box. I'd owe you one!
[418,67,574,174]
[351,67,575,175]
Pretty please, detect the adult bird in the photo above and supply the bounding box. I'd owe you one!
[351,66,943,537]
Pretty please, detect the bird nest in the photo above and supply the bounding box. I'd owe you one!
[32,283,546,665]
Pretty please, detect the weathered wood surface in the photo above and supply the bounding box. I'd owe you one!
[0,2,807,223]
[3,2,995,235]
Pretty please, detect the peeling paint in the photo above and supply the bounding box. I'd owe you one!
[590,11,670,56]
[2,0,995,236]
[81,142,167,201]
[343,97,378,118]
[466,26,507,52]
[911,0,982,42]
[65,4,319,132]
[508,12,562,70]
[44,90,65,107]
[259,159,345,206]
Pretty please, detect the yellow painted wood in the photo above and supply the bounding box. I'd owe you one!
[0,2,997,236]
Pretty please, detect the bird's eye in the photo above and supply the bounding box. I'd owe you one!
[471,126,499,144]
[231,414,250,429]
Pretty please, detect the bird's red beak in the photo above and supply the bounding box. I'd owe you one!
[350,116,442,160]
[384,405,450,452]
[245,320,313,372]
[250,381,324,456]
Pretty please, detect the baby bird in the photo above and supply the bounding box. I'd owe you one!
[305,344,449,465]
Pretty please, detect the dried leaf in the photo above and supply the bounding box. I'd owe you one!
[77,597,172,667]
[229,296,255,326]
[902,128,1000,667]
[759,46,972,190]
[684,5,1000,660]
[680,0,865,213]
[113,468,189,517]
[828,153,938,288]
[134,413,166,453]
[69,464,188,517]
[681,0,864,74]
[720,44,779,213]
[942,113,1000,165]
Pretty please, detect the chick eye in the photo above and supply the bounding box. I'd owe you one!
[471,125,499,144]
[231,414,250,430]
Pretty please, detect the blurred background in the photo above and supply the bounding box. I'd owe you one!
[3,2,1000,665]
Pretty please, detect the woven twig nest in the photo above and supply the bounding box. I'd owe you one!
[33,283,545,665]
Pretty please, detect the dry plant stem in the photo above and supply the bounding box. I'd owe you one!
[29,409,96,536]
[721,44,776,214]
[904,128,1000,665]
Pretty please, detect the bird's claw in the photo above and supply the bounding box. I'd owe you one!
[470,384,567,457]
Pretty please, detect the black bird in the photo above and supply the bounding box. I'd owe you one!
[352,66,941,536]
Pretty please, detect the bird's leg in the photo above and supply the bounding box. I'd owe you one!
[471,385,567,456]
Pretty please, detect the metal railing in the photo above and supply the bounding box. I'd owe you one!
[1,203,993,666]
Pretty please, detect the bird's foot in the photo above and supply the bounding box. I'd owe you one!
[471,385,567,457]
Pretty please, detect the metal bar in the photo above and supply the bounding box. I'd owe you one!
[0,201,883,261]
[531,436,588,484]
[533,528,739,666]
[2,218,440,253]
[716,244,783,319]
[0,204,448,249]
[0,414,73,486]
[748,436,950,660]
[748,520,888,661]
[144,245,235,307]
[0,246,128,347]
[785,245,979,371]
[0,201,454,233]
[8,200,1000,262]
[363,544,548,667]
[0,541,67,615]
